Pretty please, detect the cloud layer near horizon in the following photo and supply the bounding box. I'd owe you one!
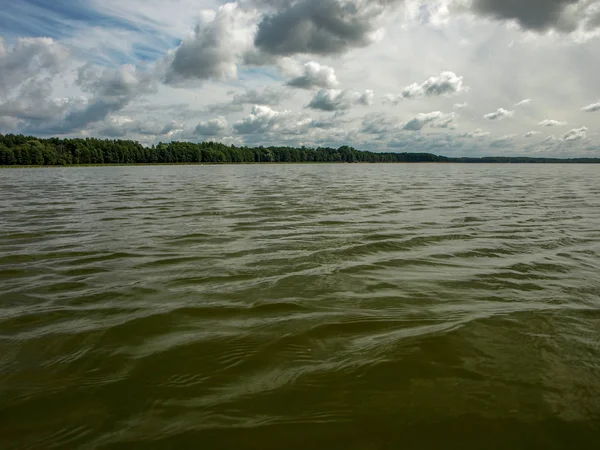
[1,0,600,156]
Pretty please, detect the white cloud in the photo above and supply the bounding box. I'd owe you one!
[403,111,457,131]
[0,79,67,121]
[525,130,542,137]
[49,64,157,133]
[462,128,490,138]
[308,89,373,111]
[163,3,258,84]
[196,116,229,136]
[0,116,23,133]
[98,116,183,138]
[539,119,568,127]
[1,0,600,156]
[561,126,588,141]
[233,105,313,135]
[514,98,532,106]
[491,134,517,147]
[582,101,600,112]
[484,108,514,120]
[358,90,375,106]
[77,63,156,99]
[382,93,400,105]
[286,61,339,89]
[206,87,288,113]
[0,37,69,94]
[361,114,401,135]
[397,71,467,100]
[542,135,559,145]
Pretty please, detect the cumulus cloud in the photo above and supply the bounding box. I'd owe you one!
[539,119,567,126]
[27,64,157,135]
[309,114,344,130]
[0,37,69,94]
[4,0,600,157]
[251,0,600,53]
[484,108,514,120]
[286,61,339,89]
[360,114,401,135]
[461,128,490,138]
[0,37,74,131]
[233,105,313,135]
[382,93,400,105]
[0,116,23,133]
[253,0,391,56]
[403,111,457,131]
[385,72,467,103]
[542,135,559,144]
[307,88,373,111]
[398,71,467,100]
[206,87,287,113]
[514,98,532,106]
[491,134,517,147]
[98,117,183,138]
[0,79,76,122]
[561,126,588,141]
[164,3,257,84]
[357,90,375,106]
[252,0,600,54]
[196,116,229,136]
[582,101,600,112]
[525,130,542,137]
[234,87,287,105]
[77,63,156,99]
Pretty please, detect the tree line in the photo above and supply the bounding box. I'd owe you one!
[1,134,598,166]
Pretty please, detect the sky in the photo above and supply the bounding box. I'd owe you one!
[1,0,600,157]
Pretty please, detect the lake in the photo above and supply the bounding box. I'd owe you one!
[1,164,599,449]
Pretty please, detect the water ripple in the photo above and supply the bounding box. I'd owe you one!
[1,164,600,449]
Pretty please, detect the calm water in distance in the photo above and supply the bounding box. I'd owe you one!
[1,164,600,449]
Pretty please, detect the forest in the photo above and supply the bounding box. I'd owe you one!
[1,134,599,165]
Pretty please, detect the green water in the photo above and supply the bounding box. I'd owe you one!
[1,164,599,449]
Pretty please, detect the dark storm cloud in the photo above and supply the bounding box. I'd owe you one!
[254,0,396,56]
[469,0,586,32]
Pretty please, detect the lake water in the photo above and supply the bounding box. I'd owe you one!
[1,164,599,449]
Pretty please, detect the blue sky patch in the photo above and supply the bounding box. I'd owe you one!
[0,0,140,40]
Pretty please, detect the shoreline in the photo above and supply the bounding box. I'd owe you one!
[3,161,600,168]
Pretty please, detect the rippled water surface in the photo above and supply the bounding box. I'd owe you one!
[1,164,600,449]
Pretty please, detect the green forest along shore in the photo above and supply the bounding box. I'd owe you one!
[1,134,599,166]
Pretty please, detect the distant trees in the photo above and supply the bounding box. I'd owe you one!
[0,134,599,166]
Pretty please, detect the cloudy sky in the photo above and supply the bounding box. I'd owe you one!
[1,0,600,156]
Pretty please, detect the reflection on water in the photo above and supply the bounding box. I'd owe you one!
[1,164,599,449]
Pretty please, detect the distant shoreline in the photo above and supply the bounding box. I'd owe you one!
[3,161,600,169]
[1,134,599,165]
